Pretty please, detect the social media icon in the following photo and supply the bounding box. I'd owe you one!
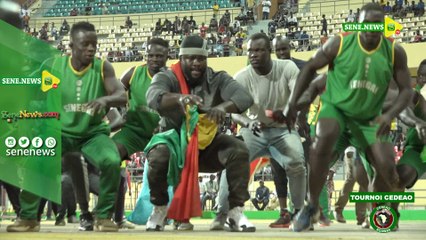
[5,137,16,148]
[32,137,43,148]
[18,136,30,148]
[45,137,56,148]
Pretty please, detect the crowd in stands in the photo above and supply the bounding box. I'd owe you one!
[386,0,425,18]
[20,0,425,60]
[265,0,425,52]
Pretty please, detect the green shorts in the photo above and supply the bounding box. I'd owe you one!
[398,144,426,188]
[62,133,121,168]
[317,101,390,151]
[112,126,152,157]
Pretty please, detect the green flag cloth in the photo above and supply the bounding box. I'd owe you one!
[0,20,62,203]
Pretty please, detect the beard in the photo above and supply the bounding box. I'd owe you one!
[183,66,206,87]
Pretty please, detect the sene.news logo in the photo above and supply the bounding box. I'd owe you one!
[0,70,60,92]
[4,136,56,157]
[342,16,403,37]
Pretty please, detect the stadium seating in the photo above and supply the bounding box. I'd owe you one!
[43,0,239,17]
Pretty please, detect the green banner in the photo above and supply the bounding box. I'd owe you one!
[0,20,62,203]
[349,192,415,203]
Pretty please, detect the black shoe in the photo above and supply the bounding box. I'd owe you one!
[67,215,78,224]
[55,217,66,226]
[79,212,94,231]
[292,204,319,232]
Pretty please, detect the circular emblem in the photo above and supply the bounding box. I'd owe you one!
[370,205,397,233]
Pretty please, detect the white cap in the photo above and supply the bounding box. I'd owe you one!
[345,146,356,154]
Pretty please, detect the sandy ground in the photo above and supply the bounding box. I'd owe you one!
[1,219,426,240]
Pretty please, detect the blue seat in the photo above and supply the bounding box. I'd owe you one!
[121,6,129,14]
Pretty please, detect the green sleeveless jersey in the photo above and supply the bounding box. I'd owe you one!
[406,86,425,146]
[125,65,160,137]
[51,56,109,138]
[321,32,395,121]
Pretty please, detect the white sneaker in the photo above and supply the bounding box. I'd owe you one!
[210,212,227,231]
[224,206,256,232]
[177,222,194,231]
[146,205,168,231]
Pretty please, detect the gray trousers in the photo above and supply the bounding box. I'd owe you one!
[217,127,307,213]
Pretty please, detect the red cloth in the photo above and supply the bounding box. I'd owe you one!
[249,157,270,180]
[167,62,202,221]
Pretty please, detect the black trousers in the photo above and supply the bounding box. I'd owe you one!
[0,181,21,216]
[148,134,250,209]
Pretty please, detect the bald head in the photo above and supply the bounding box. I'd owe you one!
[274,37,291,60]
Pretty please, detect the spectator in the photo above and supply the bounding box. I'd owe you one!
[39,25,48,41]
[384,2,393,13]
[247,7,255,23]
[287,12,298,28]
[31,28,38,37]
[219,15,230,30]
[201,175,219,210]
[417,0,425,16]
[188,16,197,32]
[99,3,108,14]
[236,28,247,39]
[320,32,329,46]
[20,4,30,17]
[414,30,424,42]
[114,50,123,62]
[50,22,58,40]
[235,34,244,56]
[347,9,356,22]
[262,0,272,20]
[125,16,133,29]
[236,7,247,25]
[399,0,408,12]
[22,13,30,31]
[212,2,219,16]
[173,16,181,35]
[60,19,70,36]
[321,14,327,35]
[224,10,231,22]
[300,30,309,47]
[155,18,162,34]
[276,12,286,28]
[181,17,191,36]
[209,15,218,32]
[355,8,361,22]
[163,18,172,34]
[199,177,205,201]
[222,35,231,56]
[70,8,78,16]
[107,48,115,62]
[124,48,133,61]
[232,19,241,35]
[410,1,417,13]
[56,41,65,53]
[85,4,92,15]
[199,22,208,38]
[268,20,278,39]
[251,181,270,211]
[379,0,386,7]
